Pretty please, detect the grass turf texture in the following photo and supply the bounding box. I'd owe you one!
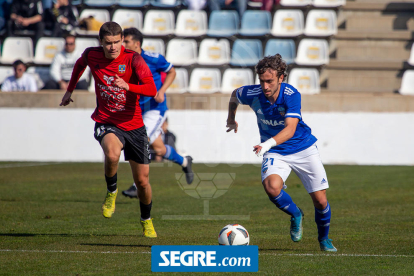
[0,162,413,275]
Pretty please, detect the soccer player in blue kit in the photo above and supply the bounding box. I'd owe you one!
[226,54,337,252]
[122,28,194,198]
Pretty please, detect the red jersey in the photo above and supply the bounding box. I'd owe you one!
[67,46,157,131]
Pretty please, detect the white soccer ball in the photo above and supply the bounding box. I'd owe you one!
[218,224,250,246]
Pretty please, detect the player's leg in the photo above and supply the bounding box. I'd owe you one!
[290,145,336,251]
[261,154,303,242]
[95,124,125,218]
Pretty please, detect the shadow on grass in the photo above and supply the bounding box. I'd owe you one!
[81,243,151,248]
[0,233,139,237]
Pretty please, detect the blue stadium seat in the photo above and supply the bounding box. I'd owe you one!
[207,11,239,37]
[230,39,263,67]
[118,0,149,7]
[84,0,115,7]
[150,0,181,7]
[265,39,296,64]
[239,10,271,36]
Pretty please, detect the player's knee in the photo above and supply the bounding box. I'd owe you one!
[105,151,120,164]
[135,175,150,188]
[314,198,328,209]
[262,179,283,197]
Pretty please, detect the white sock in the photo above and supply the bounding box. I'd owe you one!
[182,157,188,167]
[141,217,151,221]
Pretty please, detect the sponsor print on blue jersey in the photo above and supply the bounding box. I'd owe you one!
[139,50,173,114]
[237,83,317,155]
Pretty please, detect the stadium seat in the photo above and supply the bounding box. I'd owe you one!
[34,38,65,65]
[84,0,115,6]
[77,9,110,35]
[188,68,221,93]
[167,68,188,93]
[280,0,312,6]
[198,39,230,65]
[207,10,239,37]
[112,9,143,30]
[175,10,208,37]
[399,70,414,95]
[304,10,338,37]
[265,39,296,65]
[239,10,271,36]
[408,44,414,66]
[313,0,346,7]
[118,0,149,7]
[288,68,320,94]
[1,37,34,64]
[142,39,165,55]
[166,39,197,66]
[271,9,304,37]
[0,67,13,85]
[143,10,175,36]
[89,77,95,93]
[150,0,181,7]
[221,68,254,93]
[230,39,263,67]
[295,38,329,66]
[27,67,51,89]
[75,38,100,52]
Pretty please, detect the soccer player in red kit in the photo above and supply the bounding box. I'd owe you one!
[60,22,158,238]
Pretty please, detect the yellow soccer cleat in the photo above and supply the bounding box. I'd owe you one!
[102,189,118,218]
[140,218,157,238]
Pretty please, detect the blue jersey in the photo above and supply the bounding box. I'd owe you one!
[236,83,317,155]
[139,50,173,115]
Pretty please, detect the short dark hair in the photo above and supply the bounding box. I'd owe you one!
[12,59,26,68]
[99,22,123,40]
[256,54,287,80]
[64,33,76,41]
[124,27,143,46]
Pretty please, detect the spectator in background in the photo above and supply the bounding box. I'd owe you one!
[42,0,51,9]
[1,60,38,92]
[7,0,44,47]
[209,0,247,18]
[184,0,206,10]
[44,0,77,37]
[0,0,12,31]
[260,0,280,11]
[43,34,89,90]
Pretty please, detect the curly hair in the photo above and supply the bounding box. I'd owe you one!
[255,54,287,80]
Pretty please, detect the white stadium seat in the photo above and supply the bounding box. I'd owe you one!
[76,9,110,35]
[399,70,414,95]
[221,69,254,93]
[198,39,230,65]
[142,39,165,56]
[175,10,208,37]
[295,38,329,66]
[188,68,221,93]
[75,38,100,52]
[112,9,143,30]
[288,68,320,94]
[27,67,51,89]
[271,9,304,37]
[34,38,65,64]
[166,39,198,66]
[304,10,338,37]
[408,44,414,66]
[313,0,346,7]
[143,10,175,36]
[0,67,13,85]
[1,37,34,64]
[280,0,312,6]
[167,68,188,93]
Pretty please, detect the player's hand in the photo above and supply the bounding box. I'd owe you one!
[60,91,73,106]
[154,90,165,103]
[253,145,262,155]
[253,138,277,157]
[114,74,129,91]
[226,120,238,133]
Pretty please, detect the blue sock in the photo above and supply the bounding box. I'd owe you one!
[269,190,301,218]
[315,202,331,241]
[164,145,184,166]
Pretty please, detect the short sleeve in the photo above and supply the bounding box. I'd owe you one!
[284,89,302,120]
[156,54,173,73]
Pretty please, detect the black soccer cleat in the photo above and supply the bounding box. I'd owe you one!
[182,156,194,185]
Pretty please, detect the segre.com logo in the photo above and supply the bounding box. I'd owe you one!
[152,245,258,272]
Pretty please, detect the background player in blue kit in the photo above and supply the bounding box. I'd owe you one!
[122,28,194,198]
[226,54,337,252]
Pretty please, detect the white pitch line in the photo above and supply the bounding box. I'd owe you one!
[0,163,61,169]
[0,249,151,254]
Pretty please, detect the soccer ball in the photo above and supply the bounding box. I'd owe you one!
[218,224,249,246]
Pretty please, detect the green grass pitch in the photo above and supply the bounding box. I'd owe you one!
[0,162,413,275]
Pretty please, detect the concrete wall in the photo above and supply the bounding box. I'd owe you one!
[1,108,413,165]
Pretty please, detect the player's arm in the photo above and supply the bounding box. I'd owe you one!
[60,55,87,106]
[155,67,176,103]
[226,89,239,133]
[253,117,299,156]
[124,53,157,97]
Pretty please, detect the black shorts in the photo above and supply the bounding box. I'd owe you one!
[94,123,150,164]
